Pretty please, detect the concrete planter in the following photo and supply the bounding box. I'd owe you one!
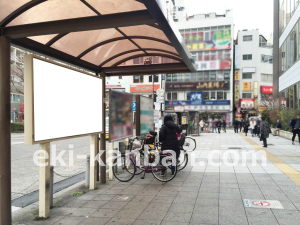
[271,128,299,142]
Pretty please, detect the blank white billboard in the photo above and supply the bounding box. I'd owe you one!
[26,57,103,143]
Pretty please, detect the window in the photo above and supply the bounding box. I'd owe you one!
[210,92,216,100]
[243,54,252,60]
[203,72,209,80]
[167,74,172,82]
[210,71,216,81]
[119,76,122,79]
[186,92,190,100]
[133,75,143,83]
[172,74,177,81]
[203,92,209,100]
[242,73,252,79]
[242,93,252,98]
[167,92,177,100]
[149,75,159,82]
[261,74,273,83]
[11,94,21,102]
[261,55,273,63]
[217,71,224,80]
[172,92,177,100]
[224,71,230,80]
[204,32,211,41]
[243,35,252,41]
[217,91,224,100]
[133,57,143,64]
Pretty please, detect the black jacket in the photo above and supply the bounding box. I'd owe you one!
[216,121,222,128]
[243,121,250,129]
[159,121,182,153]
[240,121,244,127]
[291,118,300,129]
[222,121,227,128]
[233,120,239,127]
[276,123,282,129]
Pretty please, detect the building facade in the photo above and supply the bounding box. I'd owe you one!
[235,30,273,118]
[277,0,300,109]
[164,7,234,125]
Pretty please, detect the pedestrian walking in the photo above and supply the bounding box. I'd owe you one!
[250,118,256,137]
[290,114,300,145]
[256,117,261,136]
[273,119,282,136]
[216,118,222,134]
[239,119,244,132]
[211,119,216,133]
[234,118,239,133]
[260,117,271,147]
[243,118,250,136]
[222,119,227,133]
[199,119,204,133]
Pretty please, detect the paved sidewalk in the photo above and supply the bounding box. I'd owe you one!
[13,130,300,225]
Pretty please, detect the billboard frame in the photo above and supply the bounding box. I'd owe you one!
[108,89,133,142]
[24,55,103,145]
[136,95,154,136]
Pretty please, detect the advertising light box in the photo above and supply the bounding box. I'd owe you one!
[109,90,133,141]
[24,55,103,144]
[140,96,154,135]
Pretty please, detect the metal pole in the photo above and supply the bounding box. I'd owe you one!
[273,0,280,99]
[96,72,100,182]
[100,72,106,184]
[136,95,140,136]
[50,166,54,209]
[0,36,12,225]
[153,74,155,131]
[85,155,90,188]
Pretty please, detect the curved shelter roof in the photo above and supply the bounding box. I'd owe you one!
[0,0,196,75]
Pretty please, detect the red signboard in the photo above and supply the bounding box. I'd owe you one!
[261,86,273,94]
[130,85,160,93]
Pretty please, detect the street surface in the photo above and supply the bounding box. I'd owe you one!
[12,130,300,225]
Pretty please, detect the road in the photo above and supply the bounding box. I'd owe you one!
[11,133,114,201]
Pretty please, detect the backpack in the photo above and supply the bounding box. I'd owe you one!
[288,120,292,128]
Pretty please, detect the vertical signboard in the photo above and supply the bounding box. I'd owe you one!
[254,81,258,109]
[109,90,133,141]
[140,96,154,135]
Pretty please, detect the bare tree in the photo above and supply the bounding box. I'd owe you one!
[260,97,282,110]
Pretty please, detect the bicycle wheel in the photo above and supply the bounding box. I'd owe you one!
[112,156,135,182]
[177,150,188,171]
[182,137,196,151]
[151,155,177,182]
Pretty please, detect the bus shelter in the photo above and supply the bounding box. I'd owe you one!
[0,0,196,223]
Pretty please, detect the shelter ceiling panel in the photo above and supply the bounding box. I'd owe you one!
[7,0,97,26]
[119,25,169,42]
[81,39,138,65]
[28,34,59,45]
[51,29,123,57]
[85,0,146,15]
[145,51,180,58]
[0,0,31,24]
[132,39,177,54]
[102,50,145,67]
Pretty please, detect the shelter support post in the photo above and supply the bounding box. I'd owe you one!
[0,36,12,225]
[109,142,114,180]
[89,135,98,190]
[136,95,141,136]
[39,142,51,218]
[100,72,106,184]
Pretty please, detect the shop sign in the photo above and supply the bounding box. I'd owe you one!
[165,105,174,111]
[235,70,240,81]
[166,81,229,91]
[184,105,230,111]
[190,92,203,104]
[261,86,273,94]
[259,106,268,112]
[240,99,254,109]
[243,82,252,91]
[234,92,239,103]
[196,60,231,71]
[130,85,160,93]
[254,98,258,109]
[165,100,230,106]
[174,106,184,112]
[254,82,258,96]
[183,29,231,51]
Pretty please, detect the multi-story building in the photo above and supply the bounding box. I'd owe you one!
[274,0,300,109]
[235,29,273,118]
[164,6,234,125]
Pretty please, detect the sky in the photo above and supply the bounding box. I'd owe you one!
[182,0,274,40]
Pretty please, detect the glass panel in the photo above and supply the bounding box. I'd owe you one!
[172,92,177,100]
[203,71,209,80]
[133,39,177,54]
[52,28,123,57]
[119,25,169,42]
[217,71,224,80]
[28,34,59,45]
[8,0,96,26]
[210,71,216,80]
[167,92,171,100]
[105,51,144,67]
[81,39,138,65]
[0,0,31,24]
[217,92,224,100]
[203,92,209,100]
[210,91,216,100]
[87,0,146,15]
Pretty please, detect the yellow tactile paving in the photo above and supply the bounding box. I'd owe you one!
[240,134,300,187]
[277,156,300,158]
